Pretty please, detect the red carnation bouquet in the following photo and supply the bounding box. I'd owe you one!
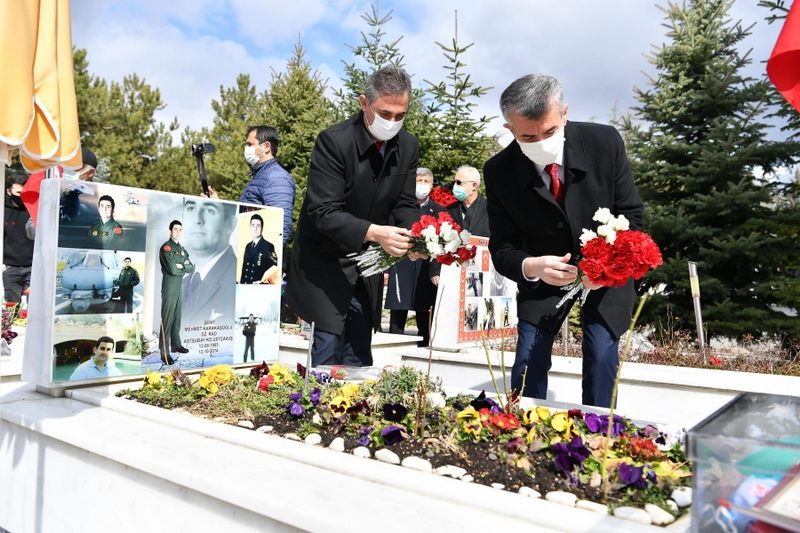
[352,211,476,277]
[429,185,458,207]
[556,207,662,308]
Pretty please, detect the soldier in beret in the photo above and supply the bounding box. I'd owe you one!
[239,213,278,284]
[159,220,194,364]
[89,194,123,248]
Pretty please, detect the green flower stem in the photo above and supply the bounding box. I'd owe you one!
[602,292,650,502]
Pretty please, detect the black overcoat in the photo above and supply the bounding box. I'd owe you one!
[484,121,644,337]
[287,112,419,334]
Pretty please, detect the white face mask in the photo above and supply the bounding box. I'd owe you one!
[517,126,565,166]
[415,183,432,200]
[62,168,81,180]
[244,145,260,166]
[366,105,404,141]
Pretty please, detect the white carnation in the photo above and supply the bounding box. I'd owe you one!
[610,214,630,231]
[440,221,453,234]
[426,241,444,256]
[597,225,617,245]
[444,236,461,253]
[593,207,613,224]
[421,225,438,241]
[459,229,471,243]
[579,228,598,247]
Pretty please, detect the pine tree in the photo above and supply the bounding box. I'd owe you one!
[72,49,180,189]
[424,11,496,183]
[203,74,268,199]
[262,40,336,231]
[622,0,800,346]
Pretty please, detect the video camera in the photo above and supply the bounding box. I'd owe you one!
[191,142,215,196]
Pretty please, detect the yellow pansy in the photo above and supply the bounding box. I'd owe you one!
[456,406,480,425]
[339,383,361,400]
[143,369,161,389]
[329,395,351,414]
[536,406,551,421]
[268,363,294,385]
[550,411,572,436]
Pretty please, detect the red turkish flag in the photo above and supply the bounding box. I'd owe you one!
[767,1,800,111]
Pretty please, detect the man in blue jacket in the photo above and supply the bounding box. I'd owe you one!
[208,125,295,244]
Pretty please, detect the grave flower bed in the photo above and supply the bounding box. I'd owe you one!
[118,363,692,526]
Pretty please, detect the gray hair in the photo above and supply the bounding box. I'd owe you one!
[499,74,564,122]
[455,165,481,185]
[416,167,433,180]
[364,65,412,103]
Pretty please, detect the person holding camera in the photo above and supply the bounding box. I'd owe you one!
[207,126,295,244]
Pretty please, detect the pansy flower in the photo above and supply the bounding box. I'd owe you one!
[550,436,590,474]
[522,406,551,425]
[470,391,501,413]
[357,426,372,447]
[489,412,521,431]
[250,362,269,378]
[329,395,351,414]
[550,411,573,437]
[381,425,405,445]
[382,403,408,422]
[287,392,305,417]
[309,387,321,406]
[257,374,274,392]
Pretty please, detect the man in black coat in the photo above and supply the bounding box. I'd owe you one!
[287,65,421,367]
[484,74,644,408]
[385,167,442,347]
[447,165,490,238]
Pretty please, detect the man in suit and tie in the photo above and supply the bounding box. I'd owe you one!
[180,197,237,326]
[240,213,278,284]
[287,65,422,367]
[484,74,644,408]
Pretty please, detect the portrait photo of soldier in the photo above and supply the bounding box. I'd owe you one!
[240,213,279,285]
[159,220,194,364]
[89,194,123,247]
[180,197,237,325]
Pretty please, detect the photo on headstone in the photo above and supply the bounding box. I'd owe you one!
[234,285,280,364]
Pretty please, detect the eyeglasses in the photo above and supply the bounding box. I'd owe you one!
[454,180,475,186]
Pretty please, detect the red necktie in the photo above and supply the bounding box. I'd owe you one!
[545,163,563,206]
[374,141,384,152]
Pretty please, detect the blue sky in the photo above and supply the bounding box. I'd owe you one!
[71,1,788,148]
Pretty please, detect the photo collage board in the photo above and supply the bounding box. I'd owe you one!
[41,180,283,384]
[457,236,518,343]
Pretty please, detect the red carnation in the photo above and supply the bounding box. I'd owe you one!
[429,186,458,207]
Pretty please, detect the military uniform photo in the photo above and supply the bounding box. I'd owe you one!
[240,237,278,284]
[159,236,194,363]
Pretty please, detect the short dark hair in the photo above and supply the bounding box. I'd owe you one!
[250,213,263,227]
[247,126,280,157]
[364,65,412,103]
[169,220,182,230]
[95,336,115,348]
[124,257,132,262]
[7,170,28,188]
[98,194,115,211]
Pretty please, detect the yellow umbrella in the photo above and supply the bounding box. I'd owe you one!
[0,0,81,171]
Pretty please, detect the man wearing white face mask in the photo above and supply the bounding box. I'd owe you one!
[484,74,644,408]
[447,165,490,238]
[287,65,420,366]
[385,167,443,346]
[207,125,295,244]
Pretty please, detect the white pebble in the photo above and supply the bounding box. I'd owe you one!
[671,487,692,507]
[328,437,345,452]
[665,500,679,514]
[491,483,505,490]
[645,503,676,525]
[461,474,474,483]
[435,465,468,479]
[237,420,254,429]
[375,448,401,465]
[518,487,541,498]
[284,433,301,441]
[576,500,608,515]
[304,433,322,446]
[614,506,652,525]
[255,425,273,433]
[352,446,371,458]
[312,413,322,425]
[545,491,577,507]
[401,456,432,473]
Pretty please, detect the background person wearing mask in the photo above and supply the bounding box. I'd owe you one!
[287,65,421,367]
[207,126,295,244]
[448,165,490,237]
[484,73,644,408]
[3,171,34,304]
[384,167,443,346]
[62,146,97,181]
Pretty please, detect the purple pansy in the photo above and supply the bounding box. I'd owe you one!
[618,463,652,488]
[289,391,302,402]
[583,413,625,437]
[550,436,591,474]
[381,425,405,445]
[470,391,502,413]
[310,388,321,405]
[288,401,305,417]
[357,426,372,447]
